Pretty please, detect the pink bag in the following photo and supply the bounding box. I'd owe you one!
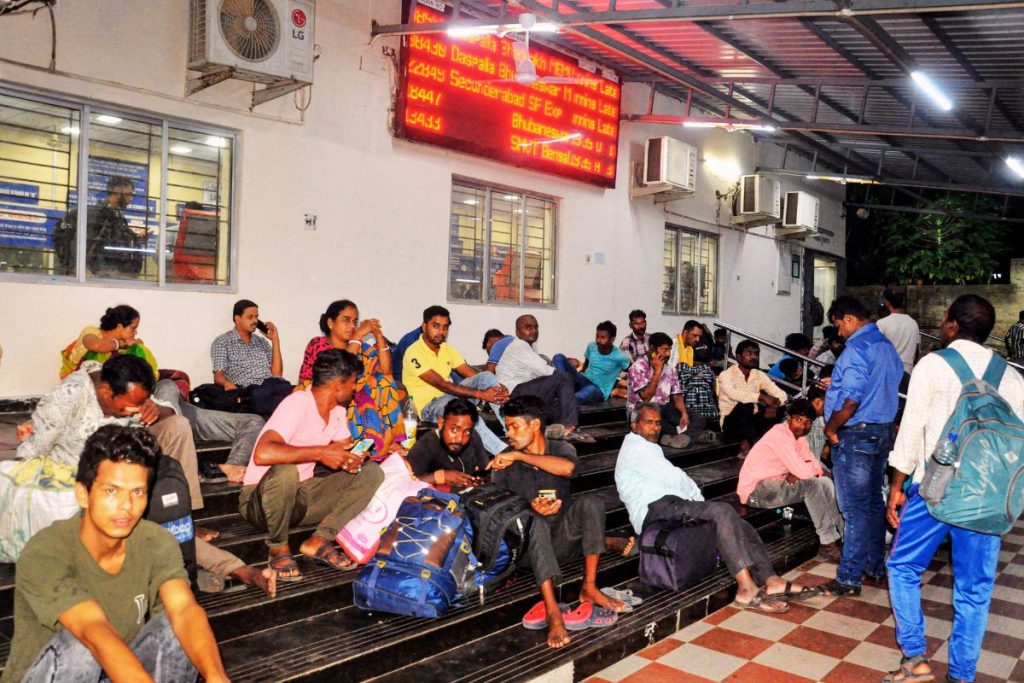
[336,453,428,564]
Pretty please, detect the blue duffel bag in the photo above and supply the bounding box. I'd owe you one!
[353,489,473,618]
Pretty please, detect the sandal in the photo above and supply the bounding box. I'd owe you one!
[882,654,935,682]
[600,587,643,612]
[733,588,789,614]
[764,581,822,602]
[305,541,356,572]
[522,600,571,630]
[564,602,619,631]
[269,551,303,582]
[564,430,597,444]
[818,578,862,597]
[544,424,567,440]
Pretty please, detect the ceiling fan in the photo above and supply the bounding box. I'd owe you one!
[478,13,600,86]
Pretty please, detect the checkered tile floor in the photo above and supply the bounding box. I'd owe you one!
[588,522,1024,683]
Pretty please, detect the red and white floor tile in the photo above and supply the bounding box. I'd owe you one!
[587,523,1024,682]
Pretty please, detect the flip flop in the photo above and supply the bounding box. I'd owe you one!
[522,600,571,630]
[564,430,597,444]
[600,587,643,612]
[565,602,619,631]
[764,581,822,602]
[544,424,567,440]
[305,542,356,572]
[733,588,789,614]
[268,551,303,582]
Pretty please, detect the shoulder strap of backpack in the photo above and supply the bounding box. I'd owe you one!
[934,348,976,386]
[982,353,1007,388]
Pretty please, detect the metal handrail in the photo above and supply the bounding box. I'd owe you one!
[713,319,908,400]
[920,331,1024,373]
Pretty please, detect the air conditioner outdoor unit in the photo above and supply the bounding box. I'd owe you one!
[631,137,697,198]
[776,191,820,238]
[731,174,781,228]
[189,0,316,85]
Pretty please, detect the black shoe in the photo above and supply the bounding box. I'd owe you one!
[862,572,887,587]
[819,578,861,597]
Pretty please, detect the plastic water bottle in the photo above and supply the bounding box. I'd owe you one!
[919,433,958,503]
[403,399,419,449]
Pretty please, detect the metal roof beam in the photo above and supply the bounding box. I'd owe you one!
[659,76,1024,90]
[372,0,1024,36]
[846,202,1024,224]
[758,166,1024,198]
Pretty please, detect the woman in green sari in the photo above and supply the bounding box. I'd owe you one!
[59,304,158,380]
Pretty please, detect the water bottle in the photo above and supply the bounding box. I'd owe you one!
[919,433,958,503]
[402,399,419,449]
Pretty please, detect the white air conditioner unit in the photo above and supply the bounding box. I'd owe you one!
[631,137,697,199]
[731,174,781,228]
[189,0,316,85]
[776,191,820,238]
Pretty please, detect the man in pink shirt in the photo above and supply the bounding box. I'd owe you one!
[737,399,843,562]
[238,349,384,581]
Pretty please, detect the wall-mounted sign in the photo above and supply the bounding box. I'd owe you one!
[395,1,621,187]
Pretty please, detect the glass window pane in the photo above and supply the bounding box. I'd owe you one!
[678,231,697,314]
[448,183,486,301]
[0,93,80,277]
[699,235,718,315]
[662,229,677,314]
[165,128,232,285]
[523,196,555,305]
[82,111,161,282]
[487,191,521,304]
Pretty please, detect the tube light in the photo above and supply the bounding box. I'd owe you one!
[61,125,80,135]
[96,114,123,125]
[683,120,776,133]
[447,21,557,37]
[170,145,192,155]
[910,71,954,112]
[1007,157,1024,179]
[205,136,227,148]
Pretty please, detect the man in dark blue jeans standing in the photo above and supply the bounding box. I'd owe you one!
[820,296,902,596]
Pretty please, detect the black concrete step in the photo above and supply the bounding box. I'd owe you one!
[377,522,819,683]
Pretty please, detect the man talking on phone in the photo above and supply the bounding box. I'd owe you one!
[238,349,384,581]
[406,398,490,490]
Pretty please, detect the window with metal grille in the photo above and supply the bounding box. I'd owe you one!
[0,87,235,289]
[448,178,557,307]
[663,224,717,315]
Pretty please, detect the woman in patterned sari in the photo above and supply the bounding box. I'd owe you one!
[298,300,406,456]
[59,304,159,380]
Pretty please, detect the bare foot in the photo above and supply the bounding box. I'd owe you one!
[218,464,246,483]
[546,612,571,649]
[195,526,220,542]
[580,583,626,613]
[231,565,278,598]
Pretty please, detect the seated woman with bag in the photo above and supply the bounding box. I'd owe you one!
[298,300,407,456]
[59,304,158,380]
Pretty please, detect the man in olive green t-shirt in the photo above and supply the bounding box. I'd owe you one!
[2,425,229,683]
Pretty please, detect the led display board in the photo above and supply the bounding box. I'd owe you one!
[395,1,621,187]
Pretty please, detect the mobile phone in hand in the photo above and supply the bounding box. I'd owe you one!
[538,489,557,500]
[255,320,269,334]
[350,438,375,456]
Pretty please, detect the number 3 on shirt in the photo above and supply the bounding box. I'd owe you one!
[410,358,421,369]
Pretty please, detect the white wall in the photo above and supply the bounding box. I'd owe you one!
[0,0,845,397]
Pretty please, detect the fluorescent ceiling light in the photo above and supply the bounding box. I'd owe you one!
[462,199,478,205]
[61,125,80,134]
[205,136,228,148]
[1007,157,1024,179]
[806,174,879,185]
[447,21,557,37]
[96,114,123,125]
[910,71,953,112]
[683,120,776,133]
[169,144,192,155]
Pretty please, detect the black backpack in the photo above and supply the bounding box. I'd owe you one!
[459,484,531,595]
[145,456,198,585]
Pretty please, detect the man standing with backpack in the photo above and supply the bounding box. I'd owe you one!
[884,295,1024,683]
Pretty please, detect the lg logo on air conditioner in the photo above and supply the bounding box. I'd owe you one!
[292,9,307,39]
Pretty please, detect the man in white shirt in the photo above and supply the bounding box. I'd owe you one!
[496,315,593,443]
[884,295,1024,683]
[876,288,919,376]
[614,403,812,613]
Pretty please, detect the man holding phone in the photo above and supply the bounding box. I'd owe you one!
[239,349,384,581]
[210,298,293,416]
[407,398,490,489]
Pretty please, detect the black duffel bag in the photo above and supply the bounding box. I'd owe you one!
[638,518,719,591]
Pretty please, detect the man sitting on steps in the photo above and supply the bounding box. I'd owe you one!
[616,403,815,613]
[240,349,384,581]
[489,396,632,649]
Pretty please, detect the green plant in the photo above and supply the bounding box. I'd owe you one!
[881,196,1007,285]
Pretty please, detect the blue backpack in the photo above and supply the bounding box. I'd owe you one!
[924,348,1024,536]
[353,490,473,618]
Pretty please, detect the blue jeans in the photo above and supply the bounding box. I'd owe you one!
[421,372,508,455]
[22,613,196,683]
[831,422,892,586]
[887,486,1000,682]
[551,354,604,405]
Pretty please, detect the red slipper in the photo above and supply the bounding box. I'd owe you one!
[522,600,570,630]
[561,601,594,629]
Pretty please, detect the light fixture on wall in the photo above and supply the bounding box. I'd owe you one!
[170,144,193,155]
[683,118,776,133]
[703,153,742,181]
[205,136,228,148]
[96,114,123,125]
[910,71,954,111]
[1007,157,1024,179]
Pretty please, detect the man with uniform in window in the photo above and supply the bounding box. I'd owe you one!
[55,175,145,277]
